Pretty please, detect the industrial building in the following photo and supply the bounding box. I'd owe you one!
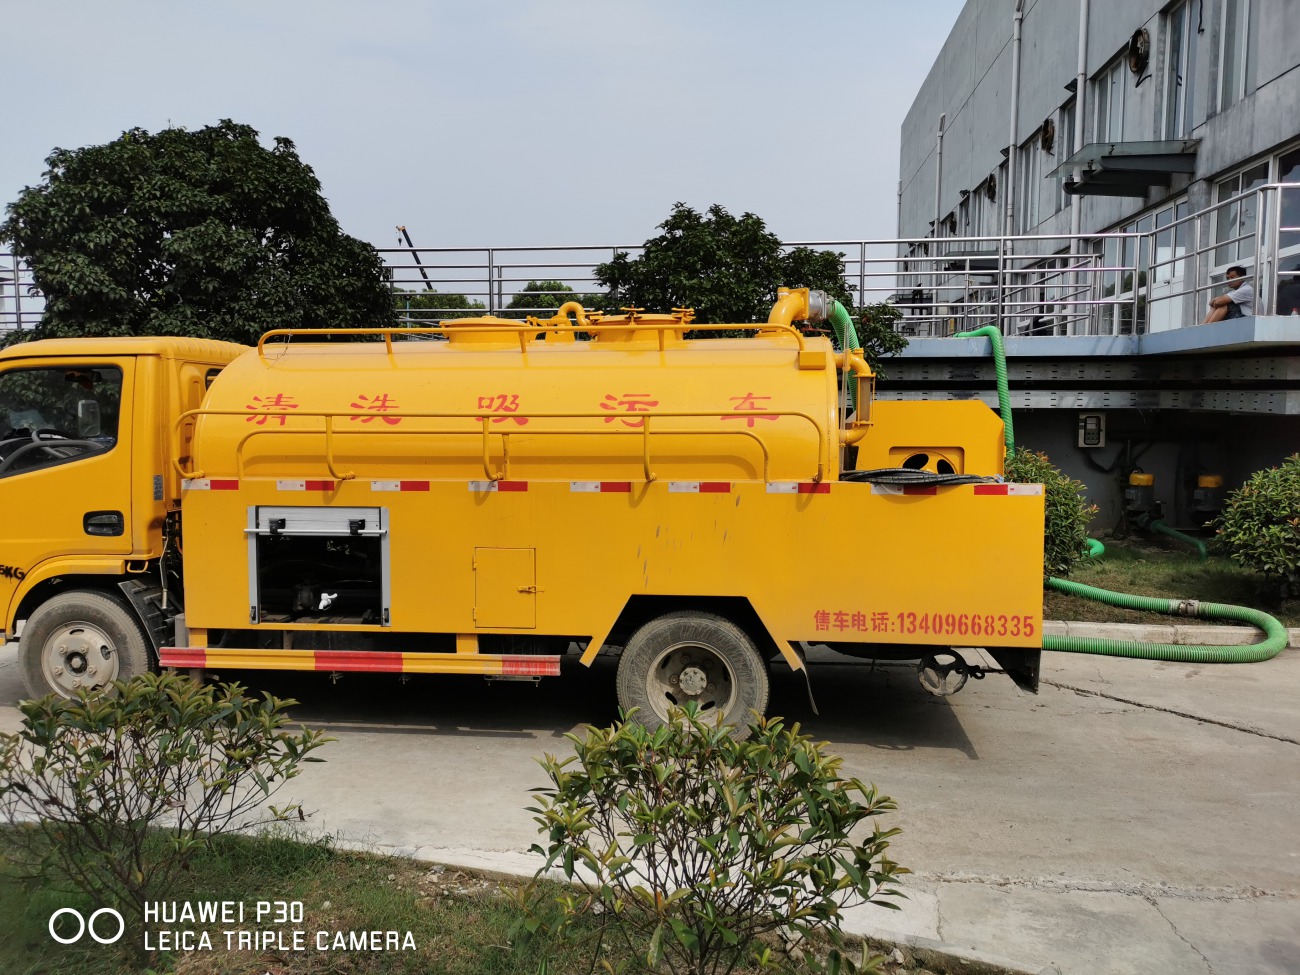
[893,0,1299,533]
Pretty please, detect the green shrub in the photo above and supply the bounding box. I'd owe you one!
[0,673,328,958]
[520,705,904,974]
[1215,453,1300,597]
[1005,448,1098,578]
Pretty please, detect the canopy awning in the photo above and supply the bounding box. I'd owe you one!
[1048,140,1199,197]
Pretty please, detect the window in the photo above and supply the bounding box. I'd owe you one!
[1093,58,1127,142]
[0,366,121,477]
[1017,132,1043,233]
[1276,145,1300,314]
[1163,0,1199,139]
[1057,99,1076,212]
[1218,0,1253,111]
[1214,162,1268,265]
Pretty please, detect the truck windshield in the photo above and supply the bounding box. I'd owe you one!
[0,366,122,476]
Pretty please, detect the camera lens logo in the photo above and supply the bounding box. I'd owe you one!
[49,907,125,945]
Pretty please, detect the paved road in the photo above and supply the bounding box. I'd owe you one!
[1,643,1296,974]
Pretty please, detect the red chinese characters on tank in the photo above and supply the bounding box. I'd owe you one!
[476,394,528,425]
[599,393,659,427]
[244,393,299,426]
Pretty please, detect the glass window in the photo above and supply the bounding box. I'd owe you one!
[1279,145,1300,246]
[1018,133,1042,234]
[1215,162,1269,264]
[1057,100,1076,212]
[1092,59,1123,143]
[1163,1,1200,138]
[0,366,121,477]
[1219,0,1252,111]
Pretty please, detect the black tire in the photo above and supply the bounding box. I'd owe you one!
[616,611,769,738]
[20,590,153,699]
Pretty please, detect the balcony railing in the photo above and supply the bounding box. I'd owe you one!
[3,183,1297,340]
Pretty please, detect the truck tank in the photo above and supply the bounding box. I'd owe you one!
[191,309,844,485]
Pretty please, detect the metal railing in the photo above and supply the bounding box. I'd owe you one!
[4,183,1297,339]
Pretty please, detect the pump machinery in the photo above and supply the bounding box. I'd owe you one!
[0,288,1046,728]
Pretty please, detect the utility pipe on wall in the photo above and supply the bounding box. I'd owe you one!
[1005,0,1025,236]
[1070,0,1090,244]
[934,112,947,240]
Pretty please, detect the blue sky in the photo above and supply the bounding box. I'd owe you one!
[4,1,963,250]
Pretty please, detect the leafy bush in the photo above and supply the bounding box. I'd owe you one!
[520,705,904,974]
[0,673,328,955]
[1005,448,1098,578]
[1215,453,1300,597]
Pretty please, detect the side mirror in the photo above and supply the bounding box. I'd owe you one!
[77,400,101,437]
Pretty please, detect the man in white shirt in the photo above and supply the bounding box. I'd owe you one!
[1202,266,1255,322]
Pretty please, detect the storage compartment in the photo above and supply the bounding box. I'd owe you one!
[247,506,390,625]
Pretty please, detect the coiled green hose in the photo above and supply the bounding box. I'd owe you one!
[947,326,1287,663]
[1043,577,1288,662]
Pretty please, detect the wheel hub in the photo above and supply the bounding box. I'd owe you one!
[678,665,708,696]
[42,624,116,696]
[646,640,736,720]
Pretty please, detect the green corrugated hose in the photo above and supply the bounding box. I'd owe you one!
[1150,520,1208,561]
[947,326,1288,662]
[828,301,860,409]
[952,325,1014,452]
[1043,578,1288,662]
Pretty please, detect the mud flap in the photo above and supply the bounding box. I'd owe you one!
[986,647,1040,693]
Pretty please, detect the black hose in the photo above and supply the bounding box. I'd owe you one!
[842,468,999,487]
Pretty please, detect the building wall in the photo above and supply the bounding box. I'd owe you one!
[899,0,1300,240]
[1016,409,1299,532]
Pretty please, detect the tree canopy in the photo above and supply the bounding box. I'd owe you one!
[593,203,906,368]
[504,280,605,320]
[394,288,485,323]
[2,120,394,346]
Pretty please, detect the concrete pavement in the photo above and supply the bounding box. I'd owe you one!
[1,627,1297,974]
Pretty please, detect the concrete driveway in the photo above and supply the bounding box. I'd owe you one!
[1,642,1296,974]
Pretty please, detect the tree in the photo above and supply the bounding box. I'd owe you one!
[503,279,606,320]
[394,288,485,323]
[2,120,394,347]
[593,203,905,368]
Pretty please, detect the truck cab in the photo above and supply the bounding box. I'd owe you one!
[0,338,245,696]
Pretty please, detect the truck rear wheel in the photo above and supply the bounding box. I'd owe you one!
[20,591,153,699]
[616,611,769,739]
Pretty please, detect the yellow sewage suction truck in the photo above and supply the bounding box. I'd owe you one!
[0,288,1045,726]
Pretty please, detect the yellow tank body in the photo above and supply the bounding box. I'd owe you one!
[166,291,1045,727]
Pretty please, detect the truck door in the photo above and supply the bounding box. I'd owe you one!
[0,360,135,626]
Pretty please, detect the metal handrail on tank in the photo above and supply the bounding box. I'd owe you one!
[173,408,830,486]
[255,320,812,360]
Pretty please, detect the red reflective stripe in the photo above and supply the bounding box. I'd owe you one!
[974,484,1011,495]
[502,656,562,677]
[400,481,430,491]
[160,648,207,668]
[698,482,731,494]
[903,486,938,496]
[313,650,404,673]
[209,480,239,491]
[497,481,529,492]
[303,480,335,491]
[798,482,831,494]
[601,482,632,493]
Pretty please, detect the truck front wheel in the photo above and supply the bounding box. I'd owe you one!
[20,591,153,699]
[616,611,769,738]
